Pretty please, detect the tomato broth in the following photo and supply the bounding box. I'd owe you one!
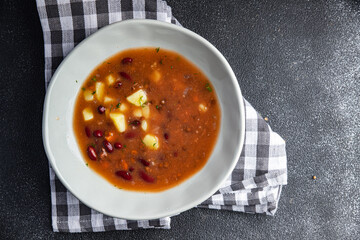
[73,47,221,192]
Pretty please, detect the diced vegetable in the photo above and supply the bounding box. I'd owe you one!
[142,134,159,150]
[95,82,105,102]
[133,109,142,117]
[106,132,116,142]
[83,90,94,101]
[82,107,94,121]
[149,70,161,82]
[142,105,150,118]
[120,103,127,112]
[110,113,126,132]
[141,120,148,131]
[104,96,115,104]
[199,103,208,112]
[126,89,147,106]
[106,74,115,86]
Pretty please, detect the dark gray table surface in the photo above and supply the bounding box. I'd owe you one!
[0,0,359,239]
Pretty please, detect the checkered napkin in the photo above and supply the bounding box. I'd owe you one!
[37,0,287,232]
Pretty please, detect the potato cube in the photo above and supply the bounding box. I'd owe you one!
[104,96,115,104]
[83,90,94,101]
[126,89,147,107]
[106,74,115,86]
[82,107,94,121]
[110,113,126,132]
[141,120,148,131]
[95,82,105,102]
[149,70,161,82]
[142,105,150,118]
[143,134,159,150]
[120,103,127,112]
[133,109,143,117]
[199,103,208,112]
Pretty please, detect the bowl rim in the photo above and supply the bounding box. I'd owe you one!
[42,19,245,220]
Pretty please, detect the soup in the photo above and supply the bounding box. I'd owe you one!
[73,47,221,192]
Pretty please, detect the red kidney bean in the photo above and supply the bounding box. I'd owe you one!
[119,72,132,81]
[114,142,122,149]
[97,105,106,114]
[115,170,132,180]
[130,120,141,126]
[139,171,155,183]
[164,133,169,140]
[103,140,114,153]
[129,167,134,172]
[85,127,91,138]
[87,146,97,160]
[139,158,150,166]
[122,57,133,64]
[124,131,137,139]
[114,81,122,88]
[93,130,103,138]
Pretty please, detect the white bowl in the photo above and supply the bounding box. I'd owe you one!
[43,19,245,220]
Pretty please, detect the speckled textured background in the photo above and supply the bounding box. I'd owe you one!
[0,0,359,239]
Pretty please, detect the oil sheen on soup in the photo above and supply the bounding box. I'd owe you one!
[73,47,221,192]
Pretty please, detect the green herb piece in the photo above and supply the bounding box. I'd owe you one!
[141,139,146,145]
[155,47,160,53]
[194,73,198,75]
[153,143,157,147]
[76,80,78,83]
[86,163,88,167]
[81,87,86,91]
[123,145,127,148]
[91,77,97,82]
[139,96,145,107]
[116,102,121,108]
[90,143,96,148]
[170,66,173,69]
[205,83,212,92]
[92,91,96,95]
[107,62,111,64]
[156,105,160,109]
[110,104,114,111]
[159,59,163,64]
[129,120,140,126]
[141,101,148,108]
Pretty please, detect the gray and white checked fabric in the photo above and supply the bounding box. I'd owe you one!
[37,0,287,232]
